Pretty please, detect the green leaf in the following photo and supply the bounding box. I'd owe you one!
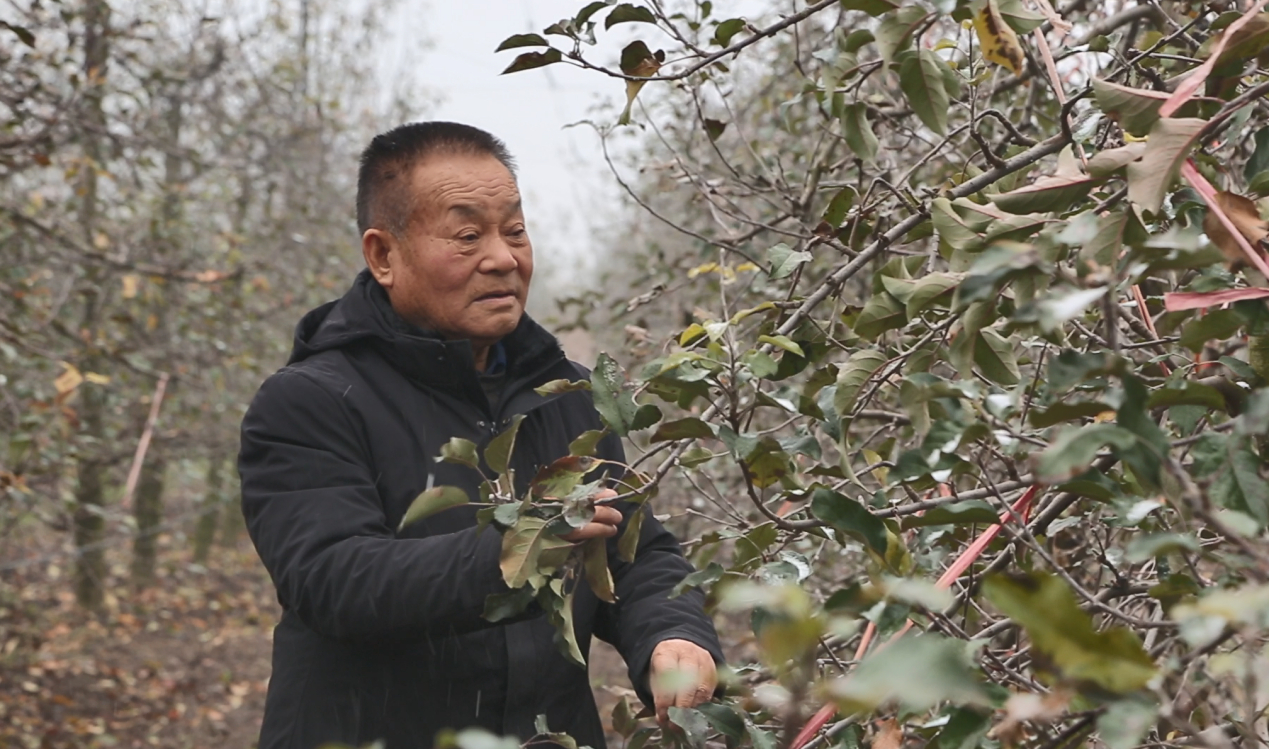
[1212,437,1269,527]
[495,33,549,52]
[612,697,637,739]
[931,197,983,256]
[439,437,480,469]
[1147,380,1227,411]
[1126,117,1206,214]
[1028,400,1115,428]
[874,6,928,68]
[1081,207,1147,265]
[931,708,992,749]
[834,349,888,419]
[1179,308,1244,352]
[854,293,907,340]
[582,537,616,603]
[995,0,1045,34]
[758,334,805,357]
[651,417,715,442]
[840,0,899,16]
[974,328,1020,386]
[618,505,644,562]
[670,562,725,599]
[1097,699,1158,749]
[2,20,36,47]
[1087,142,1147,179]
[1117,375,1171,491]
[574,1,610,24]
[712,17,747,46]
[1025,285,1108,333]
[1245,126,1269,187]
[605,3,657,28]
[617,40,664,125]
[668,707,712,749]
[823,186,858,228]
[569,429,607,457]
[695,703,746,746]
[899,49,950,137]
[482,586,535,622]
[984,573,1156,693]
[530,455,598,499]
[1125,533,1200,563]
[500,516,573,589]
[988,173,1096,214]
[591,353,639,435]
[501,48,563,74]
[827,634,988,712]
[398,485,470,530]
[547,584,586,666]
[534,378,591,395]
[704,118,727,141]
[1033,423,1139,484]
[810,488,888,555]
[901,500,1000,529]
[906,273,962,319]
[630,403,662,431]
[1092,79,1171,137]
[485,414,526,475]
[767,242,812,279]
[840,102,879,162]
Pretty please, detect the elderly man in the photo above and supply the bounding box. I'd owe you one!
[239,121,722,749]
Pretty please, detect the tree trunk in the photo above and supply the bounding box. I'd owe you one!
[72,0,112,611]
[73,385,107,609]
[192,456,224,564]
[130,447,166,587]
[219,480,246,548]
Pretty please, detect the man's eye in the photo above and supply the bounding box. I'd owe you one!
[460,233,479,242]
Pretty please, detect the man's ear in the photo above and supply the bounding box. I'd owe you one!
[362,228,396,289]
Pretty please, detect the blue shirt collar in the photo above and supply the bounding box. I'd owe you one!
[483,341,507,375]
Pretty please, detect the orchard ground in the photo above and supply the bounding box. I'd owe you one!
[0,518,647,749]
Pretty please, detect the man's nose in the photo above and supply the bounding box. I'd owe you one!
[479,238,520,274]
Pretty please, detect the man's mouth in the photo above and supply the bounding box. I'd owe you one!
[476,290,517,302]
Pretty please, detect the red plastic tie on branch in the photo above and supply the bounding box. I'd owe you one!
[786,484,1042,749]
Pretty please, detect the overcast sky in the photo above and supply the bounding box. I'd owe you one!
[396,0,629,291]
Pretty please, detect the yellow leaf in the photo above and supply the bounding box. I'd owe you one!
[736,262,759,272]
[679,323,707,347]
[92,232,110,250]
[862,448,888,485]
[84,372,110,385]
[688,262,719,278]
[973,0,1025,76]
[146,313,158,331]
[121,274,139,299]
[54,362,83,396]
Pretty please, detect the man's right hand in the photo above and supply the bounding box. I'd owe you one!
[560,488,623,542]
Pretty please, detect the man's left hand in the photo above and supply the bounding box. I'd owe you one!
[649,639,718,725]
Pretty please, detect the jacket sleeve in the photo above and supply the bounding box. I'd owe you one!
[239,368,518,642]
[590,430,724,708]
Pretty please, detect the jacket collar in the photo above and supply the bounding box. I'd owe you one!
[290,269,568,408]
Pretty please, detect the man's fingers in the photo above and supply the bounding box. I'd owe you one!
[592,505,622,526]
[650,648,681,726]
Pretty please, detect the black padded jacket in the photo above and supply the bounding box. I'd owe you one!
[239,270,721,749]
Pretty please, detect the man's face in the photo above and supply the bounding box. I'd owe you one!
[378,153,533,348]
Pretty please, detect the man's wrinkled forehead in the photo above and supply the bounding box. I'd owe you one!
[409,154,521,220]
